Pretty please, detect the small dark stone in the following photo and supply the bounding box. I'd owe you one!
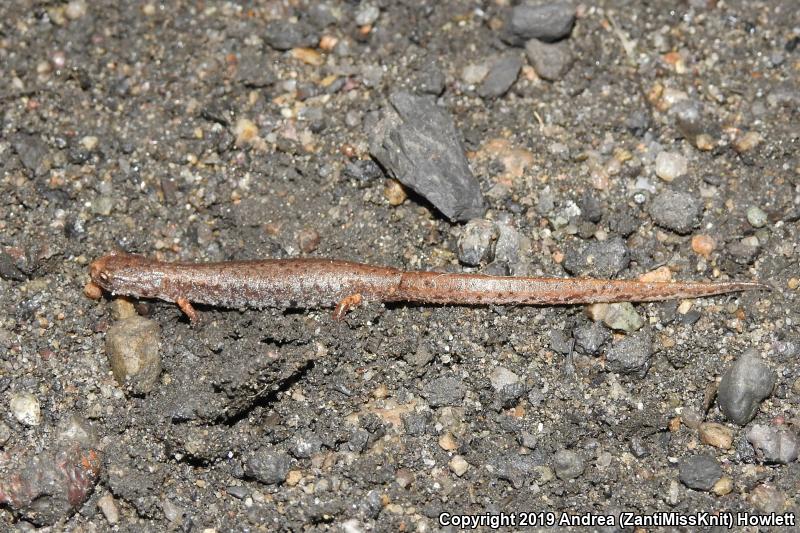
[402,412,429,436]
[478,54,523,98]
[368,92,485,221]
[563,237,629,278]
[416,63,446,96]
[289,432,323,459]
[501,1,576,46]
[263,20,317,51]
[649,190,702,234]
[421,376,465,407]
[717,349,776,425]
[244,448,291,485]
[678,454,722,491]
[13,134,51,175]
[727,238,760,265]
[605,330,653,376]
[226,486,249,500]
[578,192,603,223]
[573,322,611,355]
[236,53,276,87]
[344,159,384,183]
[525,39,573,81]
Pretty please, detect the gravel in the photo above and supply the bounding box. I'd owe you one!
[649,190,703,234]
[563,237,630,278]
[678,454,723,491]
[525,39,573,81]
[604,329,653,376]
[368,92,485,221]
[501,1,576,46]
[457,219,498,266]
[478,54,523,98]
[717,349,776,425]
[746,424,800,464]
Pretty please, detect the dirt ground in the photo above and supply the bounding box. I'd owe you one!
[1,0,798,531]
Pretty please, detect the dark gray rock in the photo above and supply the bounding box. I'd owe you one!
[263,20,317,51]
[605,330,653,376]
[244,448,291,485]
[573,322,611,355]
[563,237,629,278]
[13,133,52,175]
[502,1,576,46]
[289,432,324,459]
[525,39,573,80]
[678,454,722,491]
[746,424,799,464]
[553,449,585,480]
[457,219,498,266]
[717,349,776,425]
[649,190,702,234]
[416,63,446,96]
[368,92,485,221]
[478,54,523,98]
[421,376,465,407]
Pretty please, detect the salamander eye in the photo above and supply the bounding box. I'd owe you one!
[99,272,109,282]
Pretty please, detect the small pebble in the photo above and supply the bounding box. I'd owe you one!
[65,0,87,20]
[438,432,458,451]
[678,454,722,491]
[698,422,733,450]
[712,476,734,496]
[746,424,799,464]
[478,54,523,99]
[0,421,11,445]
[355,4,380,26]
[422,377,465,407]
[263,21,317,51]
[244,448,291,485]
[552,449,585,480]
[573,322,610,355]
[746,206,768,228]
[297,228,321,253]
[383,179,407,206]
[654,151,687,182]
[461,63,489,85]
[97,494,119,525]
[524,39,572,80]
[105,316,162,394]
[501,1,576,46]
[449,455,469,477]
[605,330,653,376]
[563,237,629,278]
[733,131,762,153]
[457,219,499,266]
[717,349,776,425]
[602,302,644,332]
[489,367,520,391]
[649,190,702,234]
[748,484,786,514]
[10,392,42,426]
[691,235,715,258]
[90,196,114,216]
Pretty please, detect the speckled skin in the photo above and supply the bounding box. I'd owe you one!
[89,253,768,313]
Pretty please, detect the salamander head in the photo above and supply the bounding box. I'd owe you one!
[89,252,161,297]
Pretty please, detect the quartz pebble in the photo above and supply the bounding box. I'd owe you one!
[457,219,499,266]
[10,392,41,426]
[746,206,768,228]
[654,151,687,182]
[746,424,799,464]
[698,422,733,450]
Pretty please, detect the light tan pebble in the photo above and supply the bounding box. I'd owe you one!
[449,455,469,477]
[110,298,137,320]
[285,470,303,486]
[733,131,762,153]
[691,234,715,258]
[712,476,733,496]
[438,432,458,451]
[699,422,733,450]
[97,494,120,525]
[638,266,672,283]
[383,179,407,206]
[291,47,323,66]
[234,118,259,146]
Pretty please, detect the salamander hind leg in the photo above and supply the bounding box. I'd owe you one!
[333,293,363,321]
[177,297,199,323]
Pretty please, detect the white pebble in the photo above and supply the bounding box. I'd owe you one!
[10,392,41,426]
[655,151,688,182]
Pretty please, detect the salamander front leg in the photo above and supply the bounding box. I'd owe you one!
[177,297,198,323]
[333,293,363,320]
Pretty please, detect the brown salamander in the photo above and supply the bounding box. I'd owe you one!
[87,252,769,322]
